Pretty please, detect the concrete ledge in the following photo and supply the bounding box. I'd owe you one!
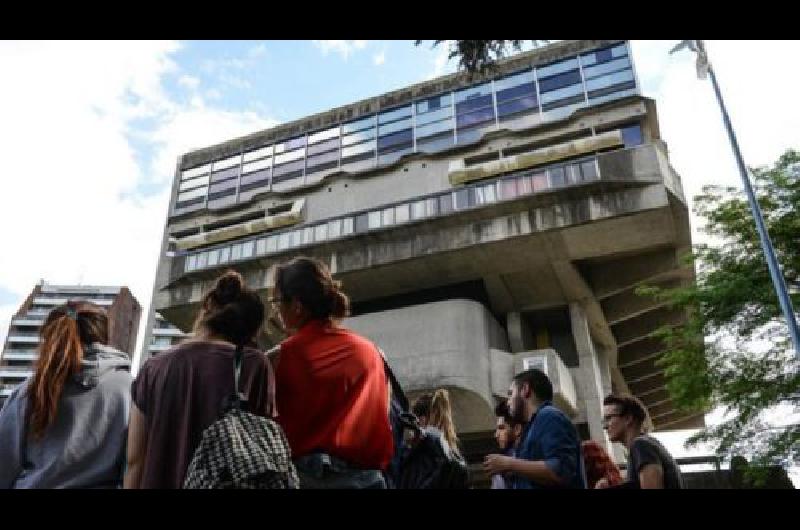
[448,130,624,186]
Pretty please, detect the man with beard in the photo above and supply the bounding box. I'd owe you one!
[483,368,586,489]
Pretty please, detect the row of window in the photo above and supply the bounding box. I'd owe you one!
[173,42,637,215]
[183,156,602,273]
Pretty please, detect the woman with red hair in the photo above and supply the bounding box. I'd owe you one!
[0,301,131,488]
[582,440,623,489]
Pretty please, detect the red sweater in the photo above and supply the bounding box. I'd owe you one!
[275,320,393,470]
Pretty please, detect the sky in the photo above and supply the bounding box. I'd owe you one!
[0,40,798,484]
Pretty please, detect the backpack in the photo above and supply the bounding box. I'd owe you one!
[378,349,469,489]
[397,427,469,489]
[183,346,299,489]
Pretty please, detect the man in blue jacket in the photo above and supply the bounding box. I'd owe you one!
[484,368,586,489]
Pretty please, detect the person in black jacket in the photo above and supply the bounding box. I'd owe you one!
[396,389,469,489]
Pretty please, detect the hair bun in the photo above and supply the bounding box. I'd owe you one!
[213,270,244,304]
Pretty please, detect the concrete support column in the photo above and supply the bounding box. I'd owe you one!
[506,311,533,353]
[569,302,613,455]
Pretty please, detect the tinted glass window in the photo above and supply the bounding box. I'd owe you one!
[538,70,582,93]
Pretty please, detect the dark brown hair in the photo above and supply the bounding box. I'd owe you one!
[28,301,109,439]
[494,400,521,427]
[513,368,553,402]
[603,394,650,430]
[274,257,349,320]
[193,270,265,346]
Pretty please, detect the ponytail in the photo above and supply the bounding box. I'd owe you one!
[431,389,460,457]
[27,302,108,439]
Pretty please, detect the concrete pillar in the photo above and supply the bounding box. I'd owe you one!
[506,312,527,353]
[506,311,536,354]
[569,302,613,455]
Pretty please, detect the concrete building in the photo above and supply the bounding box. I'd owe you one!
[145,312,187,357]
[0,282,141,408]
[142,39,701,469]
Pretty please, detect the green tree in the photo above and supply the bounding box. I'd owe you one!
[415,40,549,74]
[639,149,800,482]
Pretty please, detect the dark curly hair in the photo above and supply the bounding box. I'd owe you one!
[193,270,265,346]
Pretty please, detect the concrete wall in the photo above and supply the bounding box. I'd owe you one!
[345,299,507,434]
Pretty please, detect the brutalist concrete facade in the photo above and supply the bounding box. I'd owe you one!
[141,40,701,466]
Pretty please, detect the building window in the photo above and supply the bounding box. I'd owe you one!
[276,233,289,250]
[315,223,328,242]
[382,207,395,226]
[495,69,538,121]
[549,166,566,188]
[621,124,643,147]
[454,188,474,210]
[395,203,410,224]
[207,249,220,266]
[341,217,354,236]
[355,213,369,233]
[302,227,315,245]
[287,230,299,248]
[219,246,231,263]
[368,210,382,229]
[328,219,342,238]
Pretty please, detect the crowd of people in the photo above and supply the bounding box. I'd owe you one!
[0,256,684,489]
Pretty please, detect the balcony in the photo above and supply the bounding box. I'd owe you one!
[1,351,37,361]
[10,318,45,327]
[6,335,39,344]
[0,367,33,379]
[0,384,20,398]
[32,297,113,306]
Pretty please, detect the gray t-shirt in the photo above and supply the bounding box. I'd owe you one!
[627,434,684,489]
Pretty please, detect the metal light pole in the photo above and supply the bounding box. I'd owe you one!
[677,40,800,359]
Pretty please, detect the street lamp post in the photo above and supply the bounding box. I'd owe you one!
[673,40,800,359]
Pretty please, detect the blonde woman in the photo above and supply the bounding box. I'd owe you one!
[400,388,469,488]
[412,389,462,460]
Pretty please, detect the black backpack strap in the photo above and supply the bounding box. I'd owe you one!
[376,346,409,412]
[265,348,277,419]
[231,344,245,410]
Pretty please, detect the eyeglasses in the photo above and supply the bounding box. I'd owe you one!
[267,297,284,307]
[601,413,623,426]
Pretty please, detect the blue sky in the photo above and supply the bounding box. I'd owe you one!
[0,40,798,481]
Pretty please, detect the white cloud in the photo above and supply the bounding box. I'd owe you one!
[373,51,386,66]
[178,75,200,90]
[248,42,267,59]
[0,41,278,362]
[631,40,800,237]
[205,88,223,101]
[312,40,368,60]
[426,40,457,80]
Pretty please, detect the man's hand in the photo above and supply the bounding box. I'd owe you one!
[595,477,610,489]
[484,453,513,475]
